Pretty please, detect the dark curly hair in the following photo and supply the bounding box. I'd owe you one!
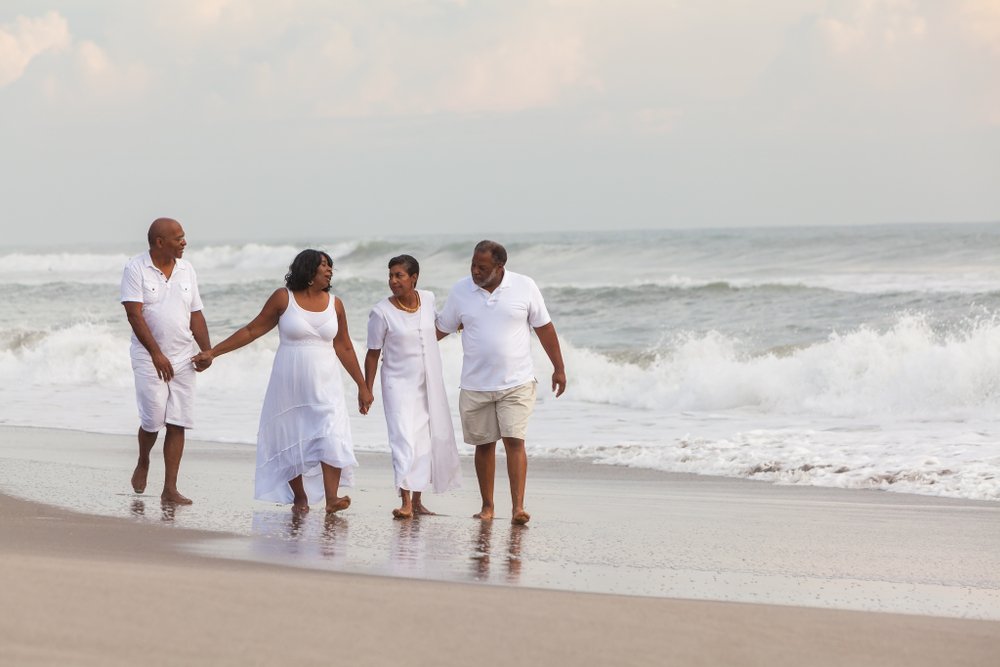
[285,249,333,291]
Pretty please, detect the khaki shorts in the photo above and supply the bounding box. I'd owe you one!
[132,357,196,432]
[459,381,537,445]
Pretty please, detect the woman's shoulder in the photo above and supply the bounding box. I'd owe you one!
[417,289,436,304]
[370,296,393,313]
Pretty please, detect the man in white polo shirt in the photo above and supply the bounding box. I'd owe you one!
[120,218,211,505]
[436,240,566,525]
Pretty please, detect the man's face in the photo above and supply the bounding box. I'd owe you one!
[160,223,187,258]
[470,251,501,289]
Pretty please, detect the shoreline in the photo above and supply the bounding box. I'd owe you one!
[2,425,1000,620]
[2,490,998,666]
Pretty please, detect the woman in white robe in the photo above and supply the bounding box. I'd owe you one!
[365,254,461,519]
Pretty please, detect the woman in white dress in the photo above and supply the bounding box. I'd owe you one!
[193,250,373,513]
[364,254,461,519]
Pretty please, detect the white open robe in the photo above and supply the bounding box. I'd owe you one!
[367,290,461,493]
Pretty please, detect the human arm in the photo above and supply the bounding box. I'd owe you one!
[191,289,286,367]
[533,322,566,397]
[333,297,374,415]
[190,310,213,371]
[123,301,175,382]
[364,349,381,395]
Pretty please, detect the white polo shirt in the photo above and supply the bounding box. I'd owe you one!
[120,252,204,364]
[436,270,552,391]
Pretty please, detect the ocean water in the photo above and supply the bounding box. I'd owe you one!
[2,223,999,501]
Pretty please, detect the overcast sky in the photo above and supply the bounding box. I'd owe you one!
[1,1,998,246]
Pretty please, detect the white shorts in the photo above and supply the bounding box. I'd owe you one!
[131,357,196,432]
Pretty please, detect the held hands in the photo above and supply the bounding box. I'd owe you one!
[552,369,567,398]
[358,385,374,415]
[192,350,214,372]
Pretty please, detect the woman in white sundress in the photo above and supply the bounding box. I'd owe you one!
[193,249,373,513]
[365,254,461,519]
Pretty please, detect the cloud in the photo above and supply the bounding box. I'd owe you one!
[439,27,596,114]
[962,0,1000,53]
[0,11,71,87]
[819,0,927,56]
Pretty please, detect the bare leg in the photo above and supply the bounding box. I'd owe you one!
[411,491,435,516]
[322,462,351,513]
[473,442,497,520]
[288,475,310,513]
[132,428,158,493]
[161,424,192,504]
[502,437,530,525]
[393,489,413,519]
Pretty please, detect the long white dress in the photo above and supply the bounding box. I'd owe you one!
[367,289,461,494]
[255,289,357,504]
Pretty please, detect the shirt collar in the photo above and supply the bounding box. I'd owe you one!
[143,251,185,274]
[471,268,510,294]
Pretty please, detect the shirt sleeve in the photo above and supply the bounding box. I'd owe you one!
[187,263,204,312]
[120,260,144,304]
[526,278,552,328]
[367,307,388,350]
[435,290,461,334]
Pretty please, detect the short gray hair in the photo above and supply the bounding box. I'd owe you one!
[474,240,507,265]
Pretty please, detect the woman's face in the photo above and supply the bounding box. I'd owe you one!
[312,255,333,289]
[388,263,416,297]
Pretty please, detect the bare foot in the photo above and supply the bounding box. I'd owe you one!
[473,506,494,521]
[131,464,149,493]
[511,509,531,525]
[161,490,193,505]
[326,496,351,514]
[412,501,436,516]
[292,500,310,514]
[392,507,413,519]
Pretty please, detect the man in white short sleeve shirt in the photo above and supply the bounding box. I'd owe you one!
[120,218,211,505]
[436,240,566,525]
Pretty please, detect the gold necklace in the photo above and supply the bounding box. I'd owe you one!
[394,293,420,313]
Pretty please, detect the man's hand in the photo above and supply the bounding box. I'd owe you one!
[192,350,213,372]
[152,351,175,382]
[358,385,374,415]
[551,369,566,397]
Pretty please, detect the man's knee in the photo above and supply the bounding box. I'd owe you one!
[501,437,525,451]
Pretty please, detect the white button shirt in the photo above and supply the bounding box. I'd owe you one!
[120,252,204,364]
[436,270,551,391]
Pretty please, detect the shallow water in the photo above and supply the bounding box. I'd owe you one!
[2,427,999,620]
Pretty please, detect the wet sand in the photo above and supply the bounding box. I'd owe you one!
[3,492,999,667]
[1,426,999,664]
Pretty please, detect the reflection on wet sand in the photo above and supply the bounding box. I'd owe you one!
[129,497,183,524]
[506,524,525,582]
[321,514,347,558]
[130,498,145,517]
[390,515,424,567]
[470,521,526,583]
[249,508,351,562]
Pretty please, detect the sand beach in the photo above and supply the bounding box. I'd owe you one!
[1,425,998,666]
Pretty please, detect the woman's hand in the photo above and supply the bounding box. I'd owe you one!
[192,349,214,372]
[358,385,374,415]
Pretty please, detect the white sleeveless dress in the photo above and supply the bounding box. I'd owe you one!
[255,289,357,504]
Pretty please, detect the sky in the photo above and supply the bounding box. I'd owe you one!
[1,0,998,246]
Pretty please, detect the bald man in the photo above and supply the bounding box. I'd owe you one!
[120,218,211,504]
